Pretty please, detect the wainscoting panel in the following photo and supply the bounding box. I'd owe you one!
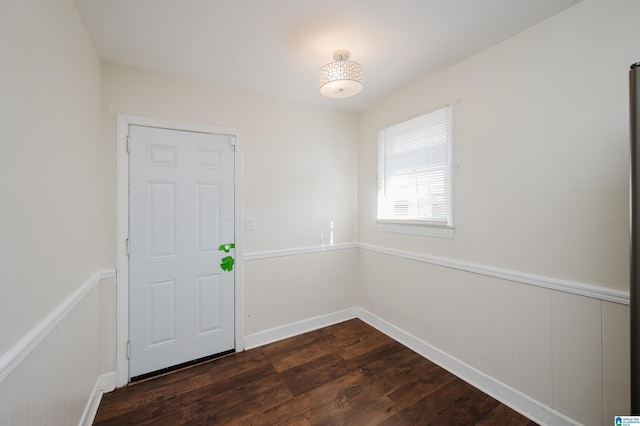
[243,247,358,337]
[0,270,116,426]
[602,301,631,421]
[357,247,629,426]
[240,243,628,425]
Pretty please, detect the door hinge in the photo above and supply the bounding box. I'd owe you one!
[126,238,131,256]
[126,134,131,154]
[127,340,131,359]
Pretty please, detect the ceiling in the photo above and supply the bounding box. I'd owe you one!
[74,0,581,112]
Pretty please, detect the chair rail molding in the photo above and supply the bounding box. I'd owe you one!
[244,242,358,261]
[0,269,116,384]
[356,307,581,426]
[358,243,629,305]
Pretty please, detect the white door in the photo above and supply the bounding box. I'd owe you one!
[128,125,235,379]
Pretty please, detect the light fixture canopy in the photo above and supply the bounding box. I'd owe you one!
[319,50,363,99]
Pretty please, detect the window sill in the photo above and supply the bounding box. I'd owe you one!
[377,221,455,239]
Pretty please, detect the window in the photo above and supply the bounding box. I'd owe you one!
[377,104,453,237]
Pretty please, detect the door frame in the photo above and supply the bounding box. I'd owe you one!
[116,114,244,387]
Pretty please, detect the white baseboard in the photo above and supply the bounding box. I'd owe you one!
[82,307,580,426]
[79,372,116,426]
[243,307,358,349]
[243,306,580,424]
[355,307,580,426]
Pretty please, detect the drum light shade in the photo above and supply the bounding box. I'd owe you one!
[319,50,363,98]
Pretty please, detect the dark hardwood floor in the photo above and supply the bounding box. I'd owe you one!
[94,319,537,425]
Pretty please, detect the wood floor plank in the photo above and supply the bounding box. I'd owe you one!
[276,416,313,426]
[387,365,457,409]
[93,319,538,426]
[334,323,396,360]
[239,370,370,425]
[358,347,441,396]
[322,318,373,336]
[475,404,537,425]
[260,329,331,360]
[277,352,344,396]
[95,347,270,422]
[141,378,293,425]
[93,370,214,422]
[95,364,280,425]
[339,396,401,426]
[266,332,338,372]
[380,378,500,425]
[294,371,378,424]
[281,340,405,397]
[237,401,303,426]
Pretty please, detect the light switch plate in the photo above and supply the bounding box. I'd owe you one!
[246,216,256,230]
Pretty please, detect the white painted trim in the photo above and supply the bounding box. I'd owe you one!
[243,242,628,304]
[359,243,630,305]
[0,269,116,384]
[241,306,580,425]
[377,222,455,239]
[244,242,358,261]
[116,114,131,387]
[243,308,358,349]
[99,269,117,280]
[116,114,244,386]
[355,307,580,426]
[79,372,116,426]
[234,132,246,352]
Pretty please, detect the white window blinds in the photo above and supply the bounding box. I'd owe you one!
[377,105,452,225]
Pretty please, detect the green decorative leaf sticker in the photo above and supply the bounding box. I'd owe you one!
[220,256,235,272]
[219,243,235,253]
[219,243,235,271]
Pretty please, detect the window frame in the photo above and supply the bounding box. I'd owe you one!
[376,103,455,239]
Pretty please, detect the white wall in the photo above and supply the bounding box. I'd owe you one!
[0,281,109,425]
[100,62,359,348]
[357,0,636,424]
[0,0,102,355]
[244,248,358,336]
[2,0,632,424]
[0,0,106,424]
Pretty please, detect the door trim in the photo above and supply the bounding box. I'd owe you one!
[116,114,244,387]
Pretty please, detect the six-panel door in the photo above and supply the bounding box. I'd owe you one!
[128,125,235,378]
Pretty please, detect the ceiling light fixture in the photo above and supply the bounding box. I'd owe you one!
[319,50,363,99]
